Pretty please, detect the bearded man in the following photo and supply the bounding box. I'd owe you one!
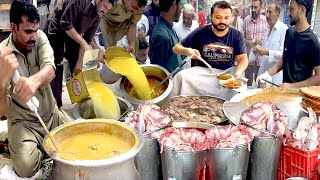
[172,0,248,79]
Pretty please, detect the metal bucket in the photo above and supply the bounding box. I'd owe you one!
[73,96,133,120]
[120,64,173,109]
[99,63,123,84]
[44,119,144,180]
[247,136,282,180]
[135,138,162,180]
[161,146,207,180]
[207,144,250,180]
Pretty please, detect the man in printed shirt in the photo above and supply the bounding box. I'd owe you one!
[242,0,267,85]
[149,0,182,72]
[45,0,115,108]
[100,0,147,54]
[173,1,248,79]
[257,0,320,88]
[0,1,73,177]
[173,4,199,41]
[254,3,287,85]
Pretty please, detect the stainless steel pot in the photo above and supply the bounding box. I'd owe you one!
[135,122,213,180]
[43,119,144,180]
[161,146,207,180]
[206,144,250,180]
[247,136,282,180]
[135,138,162,180]
[73,96,133,120]
[120,64,173,108]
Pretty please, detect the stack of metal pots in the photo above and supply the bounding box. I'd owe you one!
[161,144,250,180]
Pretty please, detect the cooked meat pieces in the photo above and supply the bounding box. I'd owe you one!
[167,96,226,124]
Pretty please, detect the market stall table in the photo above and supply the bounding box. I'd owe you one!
[172,66,245,100]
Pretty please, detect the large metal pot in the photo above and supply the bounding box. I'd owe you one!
[161,146,207,180]
[73,96,133,120]
[43,119,144,180]
[120,64,173,108]
[206,144,250,180]
[247,136,282,180]
[135,138,162,180]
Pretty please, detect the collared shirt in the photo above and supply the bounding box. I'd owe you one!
[150,17,182,72]
[257,20,288,84]
[46,0,100,43]
[101,0,143,32]
[143,2,161,36]
[173,20,199,41]
[136,58,150,65]
[243,14,267,66]
[0,30,56,122]
[242,14,267,42]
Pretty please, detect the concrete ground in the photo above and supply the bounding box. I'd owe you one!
[0,86,75,171]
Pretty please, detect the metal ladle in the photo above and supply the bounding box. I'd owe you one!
[196,56,219,75]
[151,54,194,96]
[12,70,59,152]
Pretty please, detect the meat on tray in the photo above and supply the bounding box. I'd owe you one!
[205,125,253,150]
[125,103,171,137]
[159,125,254,152]
[284,107,319,151]
[240,102,291,138]
[166,96,226,124]
[159,127,209,152]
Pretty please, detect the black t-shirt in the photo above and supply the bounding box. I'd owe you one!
[283,26,320,83]
[181,25,246,70]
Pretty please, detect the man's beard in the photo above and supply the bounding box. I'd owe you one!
[212,22,229,31]
[174,10,180,22]
[184,21,192,28]
[252,11,258,19]
[289,15,299,26]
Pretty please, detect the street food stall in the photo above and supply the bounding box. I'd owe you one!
[42,46,320,180]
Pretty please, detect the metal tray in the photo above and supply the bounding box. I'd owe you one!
[222,101,305,130]
[167,95,228,125]
[229,88,300,102]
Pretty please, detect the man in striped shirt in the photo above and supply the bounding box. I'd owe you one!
[242,0,267,86]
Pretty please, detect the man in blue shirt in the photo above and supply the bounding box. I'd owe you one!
[149,0,182,72]
[173,1,248,78]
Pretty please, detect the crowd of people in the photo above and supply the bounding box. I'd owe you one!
[0,0,320,178]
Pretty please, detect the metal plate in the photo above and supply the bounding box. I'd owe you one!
[219,78,247,89]
[172,121,213,129]
[222,101,306,130]
[167,95,228,125]
[229,88,300,102]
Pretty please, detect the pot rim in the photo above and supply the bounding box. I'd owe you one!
[43,119,144,167]
[163,143,248,153]
[170,95,227,102]
[120,64,173,104]
[72,96,134,120]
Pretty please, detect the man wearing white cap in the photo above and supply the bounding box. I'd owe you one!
[173,4,199,41]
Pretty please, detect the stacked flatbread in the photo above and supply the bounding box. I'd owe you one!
[300,86,320,115]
